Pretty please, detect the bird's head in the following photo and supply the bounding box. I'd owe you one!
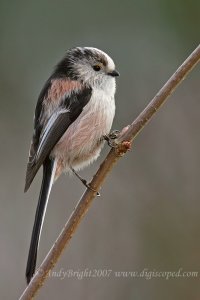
[55,47,119,90]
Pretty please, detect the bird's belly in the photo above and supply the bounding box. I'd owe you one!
[52,91,115,172]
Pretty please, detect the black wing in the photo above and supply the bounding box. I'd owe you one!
[24,85,92,192]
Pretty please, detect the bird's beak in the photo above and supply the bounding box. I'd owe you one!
[107,70,120,77]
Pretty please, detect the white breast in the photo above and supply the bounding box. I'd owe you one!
[52,85,116,171]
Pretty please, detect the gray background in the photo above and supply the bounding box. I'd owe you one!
[0,0,200,299]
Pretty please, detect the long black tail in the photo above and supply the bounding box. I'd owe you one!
[26,158,56,284]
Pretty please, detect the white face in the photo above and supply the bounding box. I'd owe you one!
[73,47,118,90]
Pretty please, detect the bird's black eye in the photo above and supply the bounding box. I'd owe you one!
[93,64,101,71]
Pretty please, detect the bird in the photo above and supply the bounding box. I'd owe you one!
[24,46,119,284]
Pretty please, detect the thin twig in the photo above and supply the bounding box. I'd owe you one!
[19,44,200,300]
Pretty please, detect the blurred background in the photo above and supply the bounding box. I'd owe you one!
[0,0,200,299]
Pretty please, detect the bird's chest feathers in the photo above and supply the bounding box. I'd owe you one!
[58,88,115,154]
[82,88,115,134]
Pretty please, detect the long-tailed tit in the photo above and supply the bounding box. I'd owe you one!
[24,47,119,283]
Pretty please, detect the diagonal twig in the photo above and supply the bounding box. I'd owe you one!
[19,44,200,300]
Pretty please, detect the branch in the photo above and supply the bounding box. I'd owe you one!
[19,44,200,300]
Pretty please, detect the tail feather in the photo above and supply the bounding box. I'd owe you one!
[26,158,57,284]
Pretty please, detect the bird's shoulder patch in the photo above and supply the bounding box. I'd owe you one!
[44,79,83,104]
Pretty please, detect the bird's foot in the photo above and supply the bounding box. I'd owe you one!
[71,168,100,196]
[103,130,120,148]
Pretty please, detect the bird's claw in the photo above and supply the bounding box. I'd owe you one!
[71,167,100,196]
[103,130,120,148]
[85,182,100,196]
